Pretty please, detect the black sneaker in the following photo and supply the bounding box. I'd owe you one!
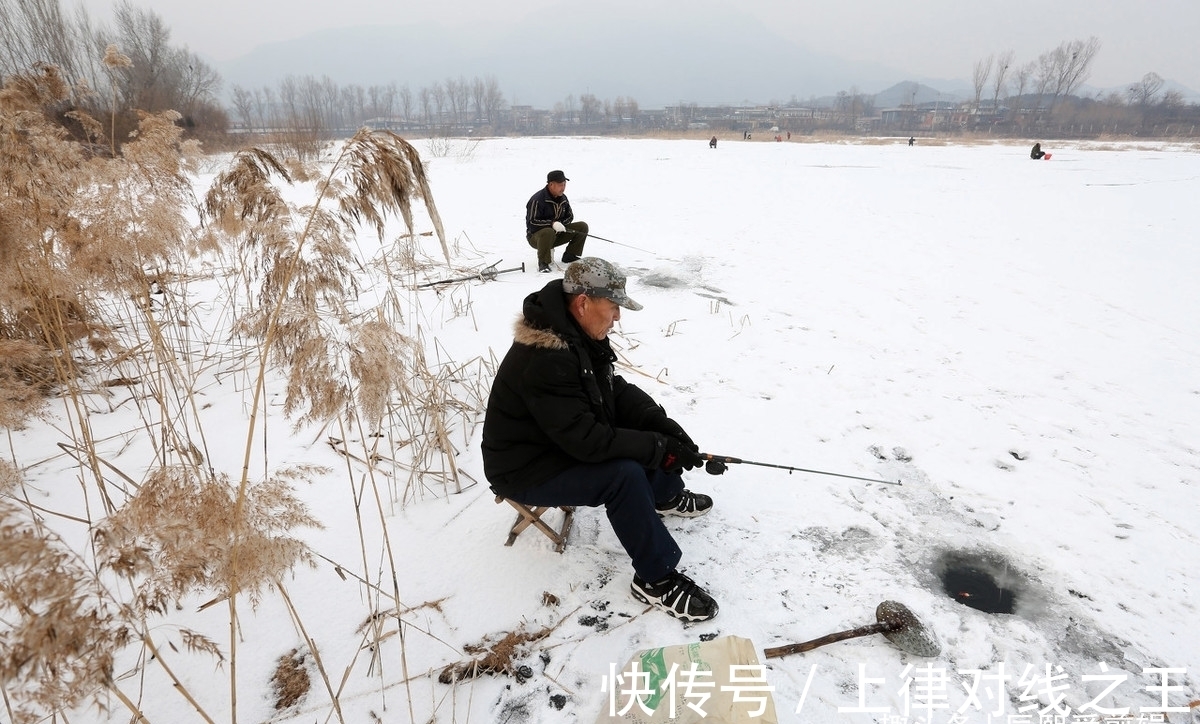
[538,262,552,273]
[562,252,583,263]
[631,571,719,622]
[656,489,713,518]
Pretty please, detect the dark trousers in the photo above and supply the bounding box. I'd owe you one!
[508,459,684,582]
[527,221,588,265]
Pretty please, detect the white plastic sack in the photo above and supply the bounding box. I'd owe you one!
[595,635,779,724]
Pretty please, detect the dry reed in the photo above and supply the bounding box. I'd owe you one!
[3,57,494,724]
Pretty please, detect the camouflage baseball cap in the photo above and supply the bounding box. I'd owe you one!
[562,258,643,311]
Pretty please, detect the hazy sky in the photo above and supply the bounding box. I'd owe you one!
[73,0,1200,92]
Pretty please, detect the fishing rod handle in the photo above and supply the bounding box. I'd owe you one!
[762,622,890,659]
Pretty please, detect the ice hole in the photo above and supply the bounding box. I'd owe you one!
[936,552,1018,614]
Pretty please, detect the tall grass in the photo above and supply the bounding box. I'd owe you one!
[2,60,491,723]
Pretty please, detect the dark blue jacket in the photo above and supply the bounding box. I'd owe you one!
[525,186,574,238]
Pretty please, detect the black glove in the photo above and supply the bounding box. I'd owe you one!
[650,416,697,450]
[662,436,703,474]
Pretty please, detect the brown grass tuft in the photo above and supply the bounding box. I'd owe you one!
[269,647,312,710]
[437,625,552,684]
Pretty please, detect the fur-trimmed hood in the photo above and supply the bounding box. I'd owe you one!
[512,315,569,350]
[511,278,577,351]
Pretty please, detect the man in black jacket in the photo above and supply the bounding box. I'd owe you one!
[525,169,588,273]
[482,258,718,621]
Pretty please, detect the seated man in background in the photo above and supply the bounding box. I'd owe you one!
[526,169,588,273]
[482,257,718,621]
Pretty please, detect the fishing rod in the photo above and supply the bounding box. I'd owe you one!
[700,453,902,486]
[585,233,656,255]
[416,261,525,288]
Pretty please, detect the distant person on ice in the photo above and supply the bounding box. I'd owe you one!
[482,257,718,622]
[909,136,915,146]
[709,136,718,149]
[526,170,588,273]
[1030,142,1048,160]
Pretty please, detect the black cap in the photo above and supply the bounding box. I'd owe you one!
[547,170,569,183]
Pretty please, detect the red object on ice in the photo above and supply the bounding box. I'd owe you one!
[1044,153,1053,160]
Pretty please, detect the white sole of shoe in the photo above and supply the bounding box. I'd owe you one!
[630,585,718,622]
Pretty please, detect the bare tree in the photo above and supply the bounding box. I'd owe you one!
[430,82,447,126]
[452,76,470,124]
[1009,60,1034,123]
[231,84,255,130]
[559,94,577,126]
[107,2,174,110]
[278,77,304,119]
[176,56,220,113]
[270,74,335,155]
[0,0,91,85]
[256,86,274,132]
[436,75,466,126]
[481,76,504,130]
[1048,36,1101,112]
[1127,72,1164,107]
[398,83,413,123]
[613,96,632,124]
[443,76,462,125]
[470,77,485,123]
[323,80,341,130]
[98,1,223,136]
[1032,51,1057,118]
[579,93,602,126]
[972,54,993,110]
[1012,61,1033,101]
[345,84,366,127]
[991,50,1014,113]
[378,83,395,123]
[367,84,383,119]
[833,91,850,125]
[297,75,323,129]
[418,86,432,127]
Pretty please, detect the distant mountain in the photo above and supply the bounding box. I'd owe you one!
[867,81,967,108]
[217,7,916,108]
[1160,78,1200,102]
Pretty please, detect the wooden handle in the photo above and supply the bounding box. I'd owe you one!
[763,622,889,659]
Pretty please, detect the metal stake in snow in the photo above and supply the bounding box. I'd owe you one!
[416,261,525,288]
[700,453,902,486]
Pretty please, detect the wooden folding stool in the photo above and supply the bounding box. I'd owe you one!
[496,496,575,553]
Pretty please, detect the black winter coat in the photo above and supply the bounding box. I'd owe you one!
[482,280,669,496]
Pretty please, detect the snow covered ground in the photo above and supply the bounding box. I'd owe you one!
[15,136,1200,723]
